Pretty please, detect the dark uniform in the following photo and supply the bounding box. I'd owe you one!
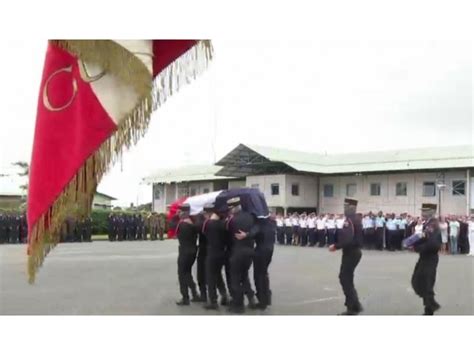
[194,213,208,302]
[202,209,229,309]
[411,220,442,315]
[0,214,7,244]
[226,198,257,313]
[252,217,275,309]
[9,215,21,244]
[108,214,116,241]
[20,214,28,244]
[176,205,200,305]
[117,215,126,241]
[334,199,363,315]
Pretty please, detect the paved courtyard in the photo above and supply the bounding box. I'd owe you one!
[0,240,473,315]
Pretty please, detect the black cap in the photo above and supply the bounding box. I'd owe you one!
[344,198,358,216]
[179,204,191,212]
[203,203,215,212]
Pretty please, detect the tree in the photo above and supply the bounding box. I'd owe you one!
[12,161,29,195]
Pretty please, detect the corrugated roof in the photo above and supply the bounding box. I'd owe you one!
[143,165,236,184]
[218,144,474,175]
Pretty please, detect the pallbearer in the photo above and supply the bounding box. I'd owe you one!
[202,203,229,310]
[195,210,208,303]
[175,204,200,305]
[226,197,257,314]
[329,199,363,315]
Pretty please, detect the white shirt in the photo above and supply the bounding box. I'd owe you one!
[299,218,307,228]
[276,218,284,227]
[307,217,316,229]
[399,218,408,229]
[449,221,460,237]
[325,218,336,229]
[414,224,423,235]
[362,217,375,229]
[335,218,345,229]
[291,217,299,226]
[284,218,291,227]
[316,218,326,230]
[375,216,385,228]
[468,221,474,235]
[386,219,398,231]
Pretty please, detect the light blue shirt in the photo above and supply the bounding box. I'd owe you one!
[386,219,398,231]
[375,216,385,228]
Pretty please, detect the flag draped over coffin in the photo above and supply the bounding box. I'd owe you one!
[27,40,213,283]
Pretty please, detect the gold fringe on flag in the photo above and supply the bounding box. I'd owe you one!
[27,40,213,283]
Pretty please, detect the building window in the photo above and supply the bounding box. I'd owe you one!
[291,183,300,196]
[396,182,407,196]
[153,185,161,200]
[203,188,210,194]
[271,183,280,196]
[452,180,466,196]
[346,183,357,197]
[251,183,259,190]
[422,181,436,197]
[370,183,381,196]
[323,184,334,198]
[190,188,197,196]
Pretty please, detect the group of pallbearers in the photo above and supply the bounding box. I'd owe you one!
[60,216,93,243]
[277,199,444,315]
[107,212,166,241]
[175,195,275,314]
[0,212,27,244]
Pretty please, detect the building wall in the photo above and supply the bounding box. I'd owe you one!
[0,195,23,210]
[228,179,246,189]
[319,170,468,215]
[92,195,113,209]
[245,174,318,209]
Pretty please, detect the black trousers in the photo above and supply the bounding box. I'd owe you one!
[177,251,197,300]
[229,249,255,307]
[339,248,362,311]
[253,247,274,307]
[197,247,207,298]
[308,228,316,246]
[317,229,326,247]
[386,230,397,250]
[327,229,336,245]
[206,254,228,304]
[285,227,293,245]
[363,228,375,249]
[276,227,285,244]
[411,255,439,313]
[300,228,308,246]
[375,228,384,250]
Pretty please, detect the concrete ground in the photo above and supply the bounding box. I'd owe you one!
[0,240,473,315]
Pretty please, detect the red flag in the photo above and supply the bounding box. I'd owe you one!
[27,40,213,283]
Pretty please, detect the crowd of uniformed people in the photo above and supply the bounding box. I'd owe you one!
[106,212,167,241]
[275,211,474,254]
[0,213,27,244]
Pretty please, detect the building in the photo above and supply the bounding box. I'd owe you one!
[145,144,474,216]
[92,192,117,210]
[144,165,245,213]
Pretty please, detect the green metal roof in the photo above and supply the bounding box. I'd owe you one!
[143,165,236,184]
[217,144,474,175]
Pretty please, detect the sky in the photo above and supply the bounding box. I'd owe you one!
[0,40,472,206]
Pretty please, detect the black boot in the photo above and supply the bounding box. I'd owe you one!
[204,302,219,310]
[176,298,190,306]
[199,289,208,303]
[247,295,257,308]
[220,294,229,306]
[228,304,245,314]
[191,288,201,302]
